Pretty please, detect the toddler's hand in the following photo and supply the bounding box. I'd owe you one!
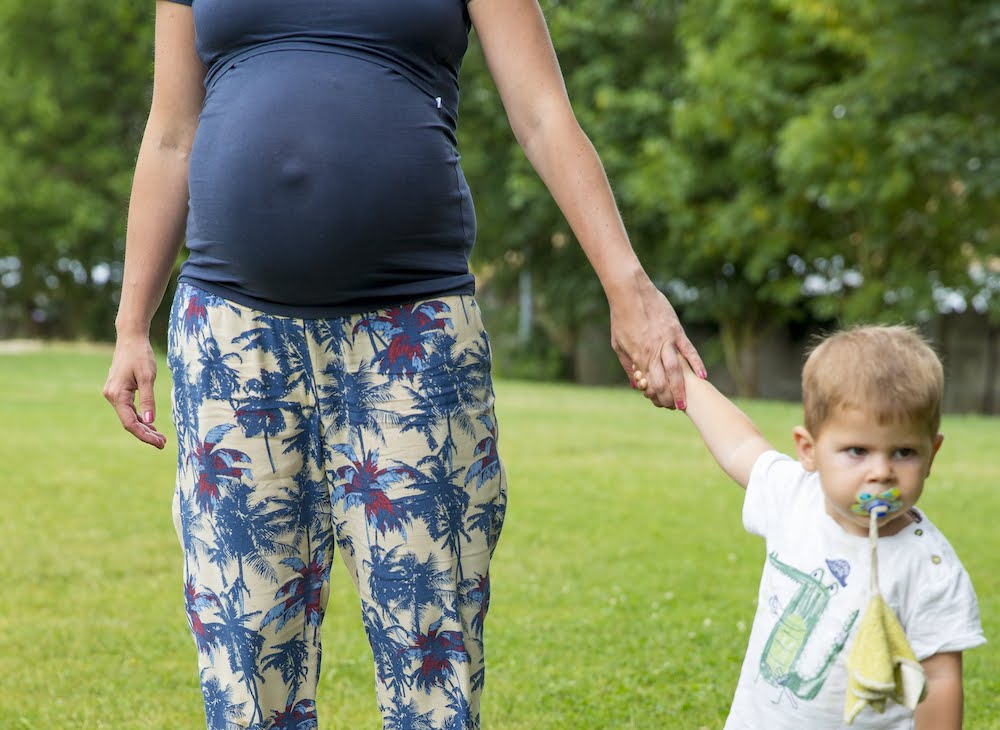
[634,367,698,407]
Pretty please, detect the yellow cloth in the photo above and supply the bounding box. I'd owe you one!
[844,592,927,723]
[843,509,927,724]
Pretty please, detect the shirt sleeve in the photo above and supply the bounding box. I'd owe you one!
[743,450,808,539]
[903,537,987,660]
[166,0,193,5]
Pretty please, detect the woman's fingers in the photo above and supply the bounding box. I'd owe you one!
[103,342,167,449]
[675,333,707,381]
[658,341,687,411]
[114,397,167,449]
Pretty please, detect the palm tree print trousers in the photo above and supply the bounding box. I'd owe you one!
[167,283,508,730]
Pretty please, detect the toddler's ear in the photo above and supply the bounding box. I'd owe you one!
[793,426,817,471]
[927,433,944,475]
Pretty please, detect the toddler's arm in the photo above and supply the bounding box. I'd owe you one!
[658,364,773,489]
[915,651,963,730]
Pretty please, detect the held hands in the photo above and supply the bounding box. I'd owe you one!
[609,280,704,409]
[103,334,167,449]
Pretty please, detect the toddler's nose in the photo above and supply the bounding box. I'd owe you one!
[866,454,893,482]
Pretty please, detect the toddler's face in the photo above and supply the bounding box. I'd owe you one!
[793,407,943,537]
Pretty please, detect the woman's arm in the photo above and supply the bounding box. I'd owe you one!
[468,0,704,408]
[915,652,963,730]
[102,0,205,448]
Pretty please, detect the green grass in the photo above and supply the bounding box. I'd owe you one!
[1,347,997,729]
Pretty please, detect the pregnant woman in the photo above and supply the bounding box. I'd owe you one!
[103,1,703,727]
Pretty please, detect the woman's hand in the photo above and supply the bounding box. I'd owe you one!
[103,334,167,449]
[610,277,704,409]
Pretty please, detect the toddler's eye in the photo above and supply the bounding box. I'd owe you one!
[846,447,866,457]
[893,448,916,459]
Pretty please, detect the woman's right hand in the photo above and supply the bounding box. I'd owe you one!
[103,334,167,449]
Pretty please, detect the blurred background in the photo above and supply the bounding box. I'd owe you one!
[1,0,997,411]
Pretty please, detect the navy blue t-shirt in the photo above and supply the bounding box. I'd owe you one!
[168,0,477,316]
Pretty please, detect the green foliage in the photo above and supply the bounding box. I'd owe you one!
[463,0,999,391]
[773,0,1000,317]
[658,0,1000,391]
[2,348,999,727]
[0,2,154,339]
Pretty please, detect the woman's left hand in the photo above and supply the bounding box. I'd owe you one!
[609,277,704,410]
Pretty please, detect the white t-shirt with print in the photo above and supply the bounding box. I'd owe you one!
[723,450,985,730]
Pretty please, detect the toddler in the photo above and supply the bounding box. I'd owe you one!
[640,325,985,728]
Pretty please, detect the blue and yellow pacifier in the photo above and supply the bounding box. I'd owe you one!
[850,488,902,516]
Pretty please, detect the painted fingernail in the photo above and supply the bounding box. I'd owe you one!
[676,399,686,410]
[699,369,708,379]
[143,411,154,424]
[630,379,636,389]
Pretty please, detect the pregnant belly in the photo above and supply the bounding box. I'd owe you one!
[184,50,473,306]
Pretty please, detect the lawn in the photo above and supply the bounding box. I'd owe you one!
[1,347,997,729]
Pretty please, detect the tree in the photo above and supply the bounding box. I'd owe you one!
[657,0,999,394]
[774,0,1000,321]
[0,2,159,339]
[462,0,998,392]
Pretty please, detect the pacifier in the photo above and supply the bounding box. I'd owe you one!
[850,487,902,516]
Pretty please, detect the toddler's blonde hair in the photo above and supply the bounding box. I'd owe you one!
[802,325,944,436]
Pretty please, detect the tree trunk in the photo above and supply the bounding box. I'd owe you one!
[518,266,532,344]
[719,315,763,398]
[983,323,998,415]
